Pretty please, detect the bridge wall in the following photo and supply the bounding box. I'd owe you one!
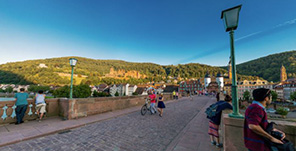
[59,94,173,120]
[0,94,174,124]
[0,98,60,124]
[221,113,296,151]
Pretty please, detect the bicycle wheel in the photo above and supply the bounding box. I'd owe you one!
[141,105,148,115]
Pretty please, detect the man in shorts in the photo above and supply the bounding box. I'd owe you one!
[34,90,46,122]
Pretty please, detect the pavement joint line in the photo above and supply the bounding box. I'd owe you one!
[0,97,182,147]
[165,96,215,151]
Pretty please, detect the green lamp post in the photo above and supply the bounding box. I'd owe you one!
[69,58,78,99]
[221,5,244,118]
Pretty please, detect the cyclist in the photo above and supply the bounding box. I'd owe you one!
[149,91,157,114]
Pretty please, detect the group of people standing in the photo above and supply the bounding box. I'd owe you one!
[148,91,166,117]
[172,91,179,100]
[14,88,47,124]
[207,88,292,151]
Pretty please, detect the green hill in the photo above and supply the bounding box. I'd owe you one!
[236,50,296,82]
[0,56,265,86]
[0,57,231,86]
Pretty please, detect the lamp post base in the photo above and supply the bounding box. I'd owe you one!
[228,113,244,119]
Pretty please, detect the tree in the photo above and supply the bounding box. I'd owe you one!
[115,91,119,97]
[73,84,92,98]
[53,86,70,98]
[243,90,251,101]
[0,89,5,93]
[28,85,50,93]
[271,91,278,102]
[53,84,91,98]
[290,91,296,101]
[6,86,13,93]
[93,90,99,97]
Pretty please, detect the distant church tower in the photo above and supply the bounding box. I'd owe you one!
[204,73,211,89]
[228,57,232,82]
[280,65,287,82]
[216,73,224,91]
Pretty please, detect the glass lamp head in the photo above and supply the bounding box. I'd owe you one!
[69,58,78,67]
[221,5,242,32]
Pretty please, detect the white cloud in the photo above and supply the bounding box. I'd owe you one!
[236,18,296,42]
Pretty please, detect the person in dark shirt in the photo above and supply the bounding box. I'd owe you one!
[14,88,29,125]
[208,93,233,148]
[216,93,220,102]
[244,88,285,151]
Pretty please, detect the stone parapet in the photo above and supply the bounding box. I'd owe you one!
[0,99,60,125]
[61,94,173,120]
[0,94,175,124]
[221,113,296,151]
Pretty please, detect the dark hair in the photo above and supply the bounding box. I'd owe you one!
[38,90,44,94]
[20,88,25,92]
[253,88,271,102]
[216,93,220,102]
[225,95,232,102]
[264,91,271,100]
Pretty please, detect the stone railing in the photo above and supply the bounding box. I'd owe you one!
[221,113,296,151]
[0,94,174,124]
[284,105,296,111]
[59,94,173,120]
[0,99,60,125]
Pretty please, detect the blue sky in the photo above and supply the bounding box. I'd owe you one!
[0,0,296,66]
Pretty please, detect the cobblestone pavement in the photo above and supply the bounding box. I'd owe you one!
[0,96,212,151]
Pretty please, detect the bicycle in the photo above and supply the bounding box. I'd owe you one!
[141,98,156,115]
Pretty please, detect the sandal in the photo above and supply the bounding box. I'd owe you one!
[211,141,216,146]
[216,143,223,148]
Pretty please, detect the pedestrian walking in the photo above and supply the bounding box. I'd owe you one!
[190,92,193,101]
[14,88,29,125]
[172,91,176,99]
[244,88,289,151]
[186,90,190,97]
[149,91,157,114]
[157,93,166,117]
[176,92,179,100]
[216,93,220,102]
[206,93,233,148]
[34,90,46,122]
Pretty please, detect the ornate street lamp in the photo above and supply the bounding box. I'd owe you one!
[221,5,243,118]
[69,58,78,99]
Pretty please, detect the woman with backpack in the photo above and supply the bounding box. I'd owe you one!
[207,93,233,148]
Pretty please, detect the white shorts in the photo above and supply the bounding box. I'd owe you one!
[36,103,46,114]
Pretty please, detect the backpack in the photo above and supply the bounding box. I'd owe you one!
[264,122,295,151]
[205,103,219,119]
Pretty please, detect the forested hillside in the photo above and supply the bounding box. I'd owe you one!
[0,56,259,85]
[236,50,296,82]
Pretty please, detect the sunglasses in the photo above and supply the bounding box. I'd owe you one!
[261,89,271,100]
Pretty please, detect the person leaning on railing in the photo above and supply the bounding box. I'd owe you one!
[244,88,286,151]
[34,90,46,122]
[207,93,233,148]
[14,88,29,125]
